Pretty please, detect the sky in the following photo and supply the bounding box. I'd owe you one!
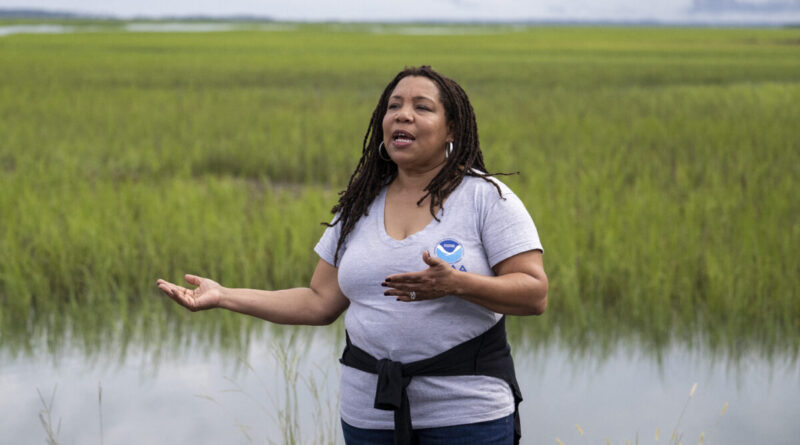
[2,0,800,24]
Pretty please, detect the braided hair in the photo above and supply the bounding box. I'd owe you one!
[325,65,511,265]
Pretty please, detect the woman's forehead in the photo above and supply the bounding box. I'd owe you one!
[390,76,441,102]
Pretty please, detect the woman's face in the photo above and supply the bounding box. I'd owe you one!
[382,76,453,171]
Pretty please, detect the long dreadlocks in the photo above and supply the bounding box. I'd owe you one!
[325,66,511,266]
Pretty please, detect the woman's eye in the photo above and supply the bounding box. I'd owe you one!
[388,103,400,109]
[416,106,430,111]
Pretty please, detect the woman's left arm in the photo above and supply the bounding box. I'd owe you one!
[382,250,548,316]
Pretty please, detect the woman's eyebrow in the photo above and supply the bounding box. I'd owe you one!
[390,95,435,102]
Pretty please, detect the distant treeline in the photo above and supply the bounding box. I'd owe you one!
[0,8,87,19]
[0,8,277,21]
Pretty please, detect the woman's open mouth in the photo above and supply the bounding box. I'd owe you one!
[392,130,416,147]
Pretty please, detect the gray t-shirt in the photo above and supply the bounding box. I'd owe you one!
[314,175,543,429]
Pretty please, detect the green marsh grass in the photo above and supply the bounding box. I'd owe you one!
[1,24,799,358]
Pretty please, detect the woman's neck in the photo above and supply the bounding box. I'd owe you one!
[391,161,445,194]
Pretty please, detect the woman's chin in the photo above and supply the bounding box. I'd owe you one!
[388,150,413,164]
[392,156,447,174]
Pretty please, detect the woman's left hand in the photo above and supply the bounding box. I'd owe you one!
[382,251,458,302]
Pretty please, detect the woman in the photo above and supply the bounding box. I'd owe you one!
[157,66,547,445]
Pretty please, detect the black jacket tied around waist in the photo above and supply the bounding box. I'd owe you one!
[339,316,523,445]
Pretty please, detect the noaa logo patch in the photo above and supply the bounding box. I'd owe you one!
[435,239,463,264]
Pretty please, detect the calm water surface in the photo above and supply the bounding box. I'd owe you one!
[0,22,296,37]
[0,24,77,36]
[2,323,797,445]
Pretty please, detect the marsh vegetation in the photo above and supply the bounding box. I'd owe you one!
[2,24,798,355]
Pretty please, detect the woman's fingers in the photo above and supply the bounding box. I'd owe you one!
[422,250,444,267]
[383,284,418,295]
[185,274,202,286]
[395,289,425,302]
[383,283,438,302]
[382,252,454,302]
[385,287,423,301]
[382,278,425,294]
[156,279,175,296]
[156,279,192,295]
[157,284,171,297]
[160,283,183,304]
[156,278,198,310]
[385,252,449,284]
[169,283,187,300]
[383,274,425,285]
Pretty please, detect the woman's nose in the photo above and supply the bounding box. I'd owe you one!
[395,105,413,122]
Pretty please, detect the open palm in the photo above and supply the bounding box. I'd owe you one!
[156,274,222,311]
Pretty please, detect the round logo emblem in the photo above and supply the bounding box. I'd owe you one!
[435,239,463,263]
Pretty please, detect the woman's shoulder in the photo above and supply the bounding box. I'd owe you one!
[459,171,516,200]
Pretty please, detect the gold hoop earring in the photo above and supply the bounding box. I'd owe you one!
[378,141,392,162]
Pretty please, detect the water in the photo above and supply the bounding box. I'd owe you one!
[2,323,797,445]
[0,21,518,37]
[0,24,78,37]
[0,22,296,37]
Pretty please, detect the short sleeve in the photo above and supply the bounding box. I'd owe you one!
[479,185,543,268]
[314,214,343,267]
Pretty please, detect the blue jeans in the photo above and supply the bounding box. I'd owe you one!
[341,413,514,445]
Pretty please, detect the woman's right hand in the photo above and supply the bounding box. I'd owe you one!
[156,274,223,312]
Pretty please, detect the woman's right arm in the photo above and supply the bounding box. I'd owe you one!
[156,258,349,326]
